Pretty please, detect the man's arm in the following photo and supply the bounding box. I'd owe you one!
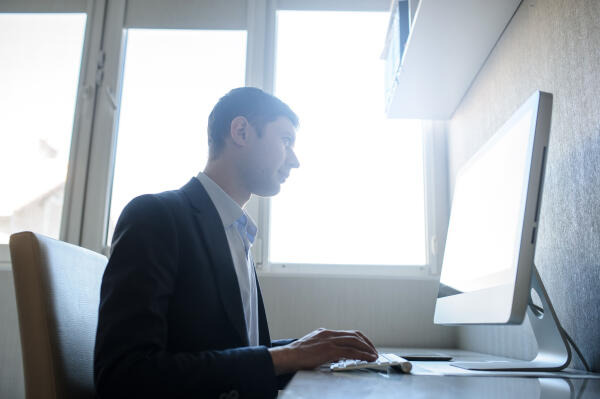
[94,195,278,398]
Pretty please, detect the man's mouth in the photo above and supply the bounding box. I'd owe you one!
[278,171,289,182]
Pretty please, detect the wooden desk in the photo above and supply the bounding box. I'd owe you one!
[280,349,600,399]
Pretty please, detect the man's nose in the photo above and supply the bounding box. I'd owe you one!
[287,149,300,169]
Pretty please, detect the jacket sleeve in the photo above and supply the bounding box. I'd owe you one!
[94,195,278,398]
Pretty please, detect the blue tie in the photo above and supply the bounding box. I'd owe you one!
[234,213,256,256]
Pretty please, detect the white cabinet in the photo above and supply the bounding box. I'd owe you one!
[383,0,522,119]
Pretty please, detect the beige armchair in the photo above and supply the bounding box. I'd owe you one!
[9,232,107,399]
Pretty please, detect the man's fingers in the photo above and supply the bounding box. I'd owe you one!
[328,335,378,356]
[331,347,378,363]
[330,330,377,355]
[355,331,377,354]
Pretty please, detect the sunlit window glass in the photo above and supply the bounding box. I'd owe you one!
[107,29,246,244]
[270,11,426,265]
[0,13,86,243]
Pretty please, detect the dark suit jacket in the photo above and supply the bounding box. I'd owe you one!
[94,178,294,398]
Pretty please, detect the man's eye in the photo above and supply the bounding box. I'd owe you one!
[282,137,292,147]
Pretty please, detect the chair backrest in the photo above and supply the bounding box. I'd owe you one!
[9,232,107,399]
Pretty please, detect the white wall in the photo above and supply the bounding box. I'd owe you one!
[259,273,457,347]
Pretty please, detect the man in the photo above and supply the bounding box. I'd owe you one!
[94,87,378,398]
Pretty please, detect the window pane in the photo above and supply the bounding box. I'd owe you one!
[270,11,426,265]
[0,14,86,243]
[107,29,246,244]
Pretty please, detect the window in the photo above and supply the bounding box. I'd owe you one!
[0,13,86,243]
[0,1,443,275]
[106,29,246,244]
[268,11,427,266]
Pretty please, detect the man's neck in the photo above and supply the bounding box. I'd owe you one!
[203,162,251,208]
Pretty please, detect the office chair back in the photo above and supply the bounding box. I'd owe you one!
[9,232,107,399]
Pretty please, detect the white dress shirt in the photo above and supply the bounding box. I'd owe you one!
[195,172,259,346]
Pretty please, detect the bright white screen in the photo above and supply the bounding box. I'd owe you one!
[440,109,534,293]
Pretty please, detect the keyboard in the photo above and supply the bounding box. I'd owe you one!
[330,353,412,373]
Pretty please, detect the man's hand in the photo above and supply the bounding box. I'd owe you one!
[268,328,378,375]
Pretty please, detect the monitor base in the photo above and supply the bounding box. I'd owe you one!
[451,360,569,371]
[451,265,572,371]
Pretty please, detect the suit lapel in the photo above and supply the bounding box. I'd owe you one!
[181,178,249,346]
[256,276,272,346]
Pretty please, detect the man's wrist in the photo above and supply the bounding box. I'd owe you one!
[268,346,294,375]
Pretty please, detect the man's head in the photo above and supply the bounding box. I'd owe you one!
[206,87,300,198]
[208,87,299,159]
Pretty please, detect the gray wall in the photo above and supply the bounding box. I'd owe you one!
[447,0,600,371]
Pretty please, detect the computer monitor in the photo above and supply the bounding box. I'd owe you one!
[434,91,571,371]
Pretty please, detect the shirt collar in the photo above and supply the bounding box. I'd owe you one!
[195,172,257,234]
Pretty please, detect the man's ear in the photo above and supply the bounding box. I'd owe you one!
[230,116,249,146]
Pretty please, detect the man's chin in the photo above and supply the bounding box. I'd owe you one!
[254,183,281,197]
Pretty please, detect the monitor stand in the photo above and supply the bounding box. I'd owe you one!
[451,264,572,371]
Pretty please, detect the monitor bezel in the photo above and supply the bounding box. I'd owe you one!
[434,91,553,325]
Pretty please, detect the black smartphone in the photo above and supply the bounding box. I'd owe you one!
[399,353,453,361]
